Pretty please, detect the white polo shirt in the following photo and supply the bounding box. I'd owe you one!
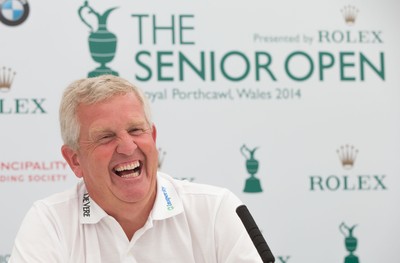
[10,172,263,263]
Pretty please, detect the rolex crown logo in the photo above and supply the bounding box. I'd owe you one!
[0,67,16,92]
[341,5,358,26]
[337,144,358,170]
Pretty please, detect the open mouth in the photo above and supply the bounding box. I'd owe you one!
[113,161,142,178]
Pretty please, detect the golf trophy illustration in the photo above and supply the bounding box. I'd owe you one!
[78,1,119,77]
[340,222,360,263]
[240,144,262,193]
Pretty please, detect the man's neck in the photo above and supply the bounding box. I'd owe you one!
[107,190,157,240]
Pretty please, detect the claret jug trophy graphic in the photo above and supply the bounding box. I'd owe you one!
[240,144,263,193]
[340,222,360,263]
[78,1,119,77]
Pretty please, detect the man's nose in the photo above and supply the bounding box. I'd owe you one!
[116,134,137,155]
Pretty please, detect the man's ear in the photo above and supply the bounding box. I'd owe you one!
[151,124,157,142]
[61,145,83,178]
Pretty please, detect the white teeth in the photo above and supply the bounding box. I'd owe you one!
[120,171,140,178]
[114,161,140,172]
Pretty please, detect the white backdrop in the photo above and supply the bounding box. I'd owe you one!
[1,0,400,262]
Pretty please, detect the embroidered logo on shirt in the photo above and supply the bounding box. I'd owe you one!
[161,186,174,211]
[82,192,91,217]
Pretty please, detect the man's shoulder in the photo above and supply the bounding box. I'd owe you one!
[33,180,83,211]
[157,172,243,221]
[158,172,238,205]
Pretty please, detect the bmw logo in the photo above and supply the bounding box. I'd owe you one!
[0,0,30,26]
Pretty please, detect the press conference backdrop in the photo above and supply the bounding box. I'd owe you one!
[1,0,399,262]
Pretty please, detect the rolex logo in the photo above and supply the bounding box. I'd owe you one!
[0,67,16,92]
[341,5,358,26]
[337,144,358,170]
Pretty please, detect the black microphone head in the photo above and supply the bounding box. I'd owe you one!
[236,205,257,231]
[236,205,275,263]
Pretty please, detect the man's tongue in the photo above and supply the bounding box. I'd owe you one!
[116,165,141,178]
[118,169,135,177]
[114,161,141,177]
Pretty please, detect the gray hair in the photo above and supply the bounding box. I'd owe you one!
[59,75,152,150]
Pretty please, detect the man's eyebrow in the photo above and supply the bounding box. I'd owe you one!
[127,120,147,128]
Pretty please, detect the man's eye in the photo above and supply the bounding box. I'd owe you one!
[97,134,114,143]
[129,128,146,136]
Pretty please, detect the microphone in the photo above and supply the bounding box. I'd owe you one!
[236,205,275,263]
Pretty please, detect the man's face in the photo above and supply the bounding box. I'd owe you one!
[62,92,158,211]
